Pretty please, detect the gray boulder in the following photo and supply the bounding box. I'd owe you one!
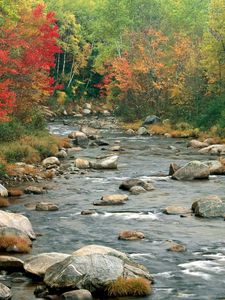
[0,210,36,239]
[0,283,12,300]
[172,161,210,181]
[90,155,118,169]
[44,254,152,291]
[130,186,146,195]
[199,144,225,155]
[203,160,225,175]
[137,127,149,136]
[42,157,60,169]
[24,252,70,277]
[60,289,93,300]
[143,115,160,125]
[192,195,225,218]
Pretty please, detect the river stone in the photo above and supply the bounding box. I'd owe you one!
[72,245,128,261]
[0,185,8,197]
[137,127,149,135]
[81,210,96,215]
[90,155,118,169]
[83,109,91,115]
[93,194,128,206]
[73,134,89,148]
[119,178,152,191]
[187,139,208,149]
[110,145,121,152]
[0,210,36,239]
[60,289,93,300]
[199,144,225,155]
[0,283,12,300]
[0,256,24,270]
[83,103,92,110]
[75,158,90,169]
[24,252,70,277]
[0,227,32,253]
[172,161,210,181]
[167,243,186,252]
[169,163,180,176]
[118,231,145,240]
[44,254,152,291]
[42,157,60,168]
[24,186,44,195]
[80,126,98,137]
[130,186,147,195]
[192,195,225,218]
[35,202,59,211]
[203,160,225,175]
[56,150,67,159]
[126,129,135,135]
[7,188,23,197]
[163,206,191,215]
[143,115,160,125]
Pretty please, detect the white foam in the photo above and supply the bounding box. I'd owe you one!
[101,211,159,220]
[130,253,155,258]
[154,271,174,278]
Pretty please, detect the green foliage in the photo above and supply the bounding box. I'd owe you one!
[0,120,25,142]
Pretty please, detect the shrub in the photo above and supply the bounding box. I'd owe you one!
[106,277,152,297]
[0,235,31,253]
[2,143,40,163]
[0,120,25,142]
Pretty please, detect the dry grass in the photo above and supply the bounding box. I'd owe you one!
[0,235,31,253]
[148,124,171,135]
[106,277,152,297]
[8,188,23,197]
[0,197,9,207]
[121,120,142,131]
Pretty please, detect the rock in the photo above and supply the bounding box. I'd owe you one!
[167,243,186,252]
[109,145,122,152]
[90,155,118,169]
[137,127,149,136]
[203,138,215,145]
[203,160,225,175]
[72,245,128,261]
[83,103,92,110]
[44,253,152,291]
[24,253,70,277]
[130,186,147,195]
[192,195,225,218]
[0,256,24,270]
[7,189,23,197]
[169,163,180,176]
[163,206,191,215]
[94,139,109,146]
[118,231,145,240]
[172,161,210,181]
[93,194,128,205]
[0,283,12,300]
[72,133,89,148]
[0,185,8,197]
[60,289,93,300]
[80,126,98,137]
[126,129,135,135]
[83,109,91,115]
[24,186,44,195]
[0,210,36,239]
[81,210,96,215]
[143,115,160,125]
[187,139,208,149]
[36,202,59,211]
[0,227,32,253]
[42,157,60,169]
[75,158,90,169]
[119,178,153,191]
[102,110,110,116]
[56,150,67,159]
[199,144,225,155]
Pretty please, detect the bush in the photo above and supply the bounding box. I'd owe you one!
[0,120,25,142]
[106,277,152,297]
[2,143,40,163]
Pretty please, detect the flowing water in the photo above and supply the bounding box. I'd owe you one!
[2,117,225,300]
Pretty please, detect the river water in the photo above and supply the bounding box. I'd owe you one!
[2,117,225,300]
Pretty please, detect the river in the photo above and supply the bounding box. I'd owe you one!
[2,117,225,300]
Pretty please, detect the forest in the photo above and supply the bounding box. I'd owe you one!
[0,0,225,131]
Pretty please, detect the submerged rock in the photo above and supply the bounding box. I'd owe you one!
[0,283,12,300]
[35,202,59,211]
[163,206,191,215]
[119,178,154,191]
[0,210,36,239]
[0,256,24,270]
[130,186,146,195]
[192,195,225,218]
[172,161,210,181]
[118,231,145,240]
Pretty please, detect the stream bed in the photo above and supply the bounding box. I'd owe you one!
[2,117,225,300]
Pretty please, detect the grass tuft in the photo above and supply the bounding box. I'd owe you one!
[106,277,152,297]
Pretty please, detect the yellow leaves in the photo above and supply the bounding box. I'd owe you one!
[56,91,66,105]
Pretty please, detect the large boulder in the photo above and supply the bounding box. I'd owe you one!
[203,160,225,175]
[24,252,70,277]
[172,161,210,181]
[0,210,36,239]
[90,156,118,170]
[187,139,208,149]
[192,195,225,218]
[72,245,128,261]
[0,256,24,270]
[93,194,128,206]
[199,144,225,155]
[143,115,160,125]
[44,254,152,292]
[137,127,149,136]
[0,185,8,197]
[42,157,60,169]
[0,227,32,253]
[0,283,12,300]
